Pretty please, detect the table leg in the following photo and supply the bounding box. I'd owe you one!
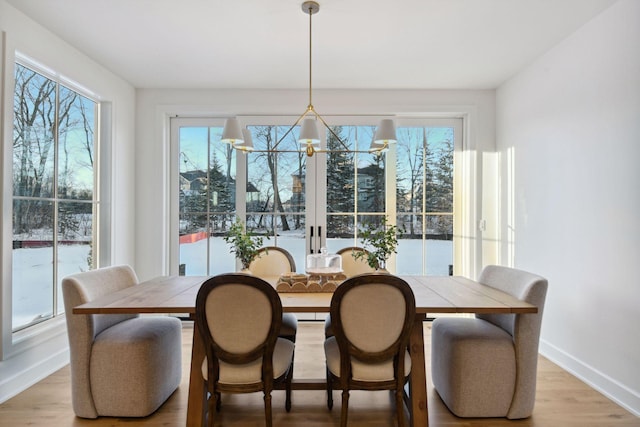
[409,313,428,427]
[186,319,205,427]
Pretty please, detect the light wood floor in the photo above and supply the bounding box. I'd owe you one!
[0,321,638,427]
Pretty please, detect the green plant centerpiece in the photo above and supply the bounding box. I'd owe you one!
[354,216,402,270]
[223,218,265,270]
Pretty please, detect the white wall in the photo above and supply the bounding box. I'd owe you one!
[134,88,496,281]
[496,0,640,415]
[0,0,136,402]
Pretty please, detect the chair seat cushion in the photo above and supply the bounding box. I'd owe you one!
[90,316,183,417]
[202,337,294,384]
[324,336,411,382]
[280,313,298,338]
[324,314,333,337]
[431,317,516,417]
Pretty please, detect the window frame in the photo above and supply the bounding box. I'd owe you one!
[2,52,104,358]
[169,116,463,277]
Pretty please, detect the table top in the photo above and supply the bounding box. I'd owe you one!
[73,274,537,315]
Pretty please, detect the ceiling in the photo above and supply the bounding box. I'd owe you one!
[6,0,617,90]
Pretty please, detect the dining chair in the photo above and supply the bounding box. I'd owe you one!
[431,265,548,419]
[195,273,295,427]
[324,247,377,338]
[61,265,182,418]
[336,246,376,278]
[324,273,415,427]
[249,246,299,343]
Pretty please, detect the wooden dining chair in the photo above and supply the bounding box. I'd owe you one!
[324,247,377,338]
[336,246,376,278]
[249,246,299,343]
[195,273,295,427]
[324,273,416,427]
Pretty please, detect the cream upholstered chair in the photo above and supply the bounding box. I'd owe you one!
[431,265,548,419]
[62,265,182,418]
[324,247,377,338]
[324,273,415,427]
[195,273,295,427]
[248,246,298,343]
[336,246,376,277]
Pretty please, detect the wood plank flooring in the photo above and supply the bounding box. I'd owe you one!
[0,321,638,427]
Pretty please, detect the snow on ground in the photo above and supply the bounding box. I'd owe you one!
[12,237,451,329]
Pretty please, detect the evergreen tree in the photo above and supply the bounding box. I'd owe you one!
[326,126,354,235]
[433,138,454,238]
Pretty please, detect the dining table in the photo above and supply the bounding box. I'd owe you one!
[73,274,538,427]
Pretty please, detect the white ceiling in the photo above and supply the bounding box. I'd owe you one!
[6,0,617,90]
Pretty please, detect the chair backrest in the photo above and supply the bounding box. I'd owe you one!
[336,247,376,277]
[195,273,283,381]
[330,273,415,379]
[61,265,139,418]
[248,246,296,277]
[476,265,548,419]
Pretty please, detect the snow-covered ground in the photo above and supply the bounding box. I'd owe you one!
[12,237,452,329]
[179,236,452,277]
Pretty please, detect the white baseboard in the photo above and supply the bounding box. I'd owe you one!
[0,347,69,404]
[539,339,640,417]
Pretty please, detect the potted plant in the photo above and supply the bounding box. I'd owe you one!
[223,218,265,271]
[353,216,402,270]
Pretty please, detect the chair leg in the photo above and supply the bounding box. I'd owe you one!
[201,385,209,427]
[208,390,217,427]
[285,360,293,412]
[326,367,333,410]
[340,390,350,427]
[264,392,273,427]
[283,334,295,412]
[395,388,406,427]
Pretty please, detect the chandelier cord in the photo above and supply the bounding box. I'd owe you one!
[236,1,390,156]
[308,2,313,110]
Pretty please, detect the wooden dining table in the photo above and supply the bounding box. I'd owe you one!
[73,274,538,427]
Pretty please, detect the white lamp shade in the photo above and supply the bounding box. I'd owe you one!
[299,118,320,146]
[374,119,397,144]
[236,128,255,151]
[221,118,244,144]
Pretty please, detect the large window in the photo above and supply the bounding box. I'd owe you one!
[395,125,455,275]
[171,117,460,277]
[12,62,98,332]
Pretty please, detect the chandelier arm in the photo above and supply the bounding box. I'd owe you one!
[229,2,390,159]
[270,110,310,151]
[313,111,351,151]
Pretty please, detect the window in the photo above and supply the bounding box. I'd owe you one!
[12,62,98,332]
[171,117,460,276]
[395,125,456,275]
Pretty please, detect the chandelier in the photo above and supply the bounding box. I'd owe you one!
[221,1,397,157]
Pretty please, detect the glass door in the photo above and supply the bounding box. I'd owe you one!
[170,117,460,277]
[243,123,311,271]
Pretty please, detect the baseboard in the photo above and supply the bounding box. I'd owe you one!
[539,339,640,417]
[0,347,69,404]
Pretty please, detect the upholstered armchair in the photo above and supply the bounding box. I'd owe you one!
[431,265,548,419]
[62,265,182,418]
